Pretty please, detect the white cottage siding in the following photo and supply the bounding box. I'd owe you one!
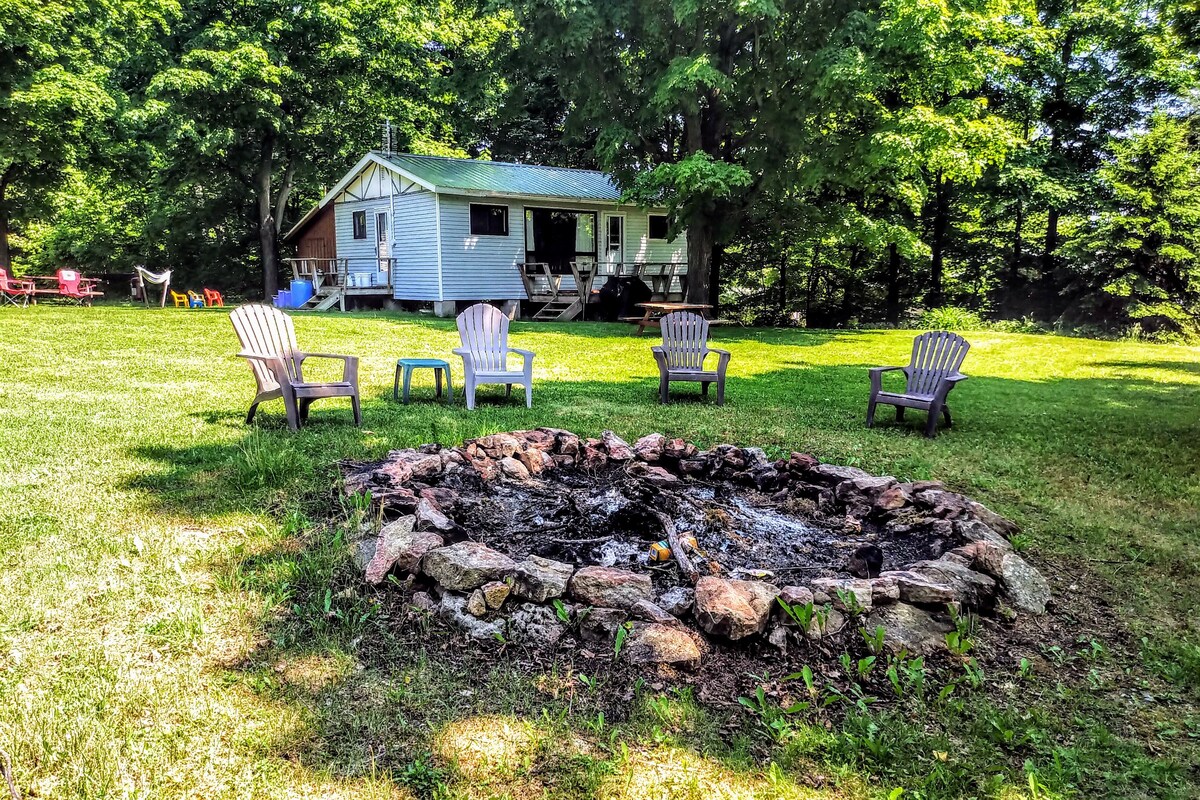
[334,198,389,275]
[627,211,686,263]
[391,191,440,300]
[437,194,527,300]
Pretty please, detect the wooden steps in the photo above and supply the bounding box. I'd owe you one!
[299,288,344,311]
[531,299,583,321]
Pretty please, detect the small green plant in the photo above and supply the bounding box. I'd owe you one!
[613,621,631,659]
[738,686,810,743]
[1018,657,1034,679]
[861,625,887,655]
[1009,532,1033,552]
[552,598,571,624]
[857,655,877,680]
[836,587,866,617]
[578,673,598,693]
[963,658,985,688]
[946,629,974,657]
[349,490,374,513]
[582,710,606,734]
[776,597,816,628]
[838,651,876,680]
[1078,636,1104,662]
[785,664,818,698]
[397,754,449,798]
[945,605,976,657]
[811,603,832,635]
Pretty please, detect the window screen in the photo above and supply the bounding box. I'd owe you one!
[648,214,670,240]
[352,211,367,239]
[470,204,509,236]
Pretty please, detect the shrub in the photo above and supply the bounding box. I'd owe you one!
[917,306,986,331]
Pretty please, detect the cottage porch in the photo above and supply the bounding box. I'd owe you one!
[283,258,395,310]
[520,260,688,320]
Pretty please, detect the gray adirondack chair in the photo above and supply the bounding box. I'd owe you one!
[867,331,969,438]
[454,303,534,410]
[652,311,730,405]
[230,304,361,431]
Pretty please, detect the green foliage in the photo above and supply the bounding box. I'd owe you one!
[7,0,1200,332]
[919,306,987,330]
[1064,114,1200,336]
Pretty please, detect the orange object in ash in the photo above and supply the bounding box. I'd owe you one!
[649,535,698,562]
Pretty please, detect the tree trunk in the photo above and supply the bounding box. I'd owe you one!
[1042,28,1075,283]
[1042,207,1059,280]
[777,251,788,312]
[1012,197,1023,282]
[840,246,863,324]
[711,244,723,316]
[0,168,11,268]
[927,173,948,308]
[685,219,715,306]
[886,243,901,324]
[257,133,281,299]
[805,243,820,327]
[274,160,296,235]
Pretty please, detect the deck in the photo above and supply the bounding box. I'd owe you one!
[520,261,688,321]
[283,258,688,318]
[283,258,393,311]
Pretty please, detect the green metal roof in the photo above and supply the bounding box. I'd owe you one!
[379,152,622,202]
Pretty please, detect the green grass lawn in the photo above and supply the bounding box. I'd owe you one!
[1,305,1198,799]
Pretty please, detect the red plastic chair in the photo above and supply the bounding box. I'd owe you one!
[55,269,103,306]
[203,288,224,307]
[0,268,34,307]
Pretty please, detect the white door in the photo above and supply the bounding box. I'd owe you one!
[602,213,624,274]
[375,211,390,286]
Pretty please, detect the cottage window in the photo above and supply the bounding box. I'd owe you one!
[648,214,670,240]
[352,211,367,239]
[470,204,509,236]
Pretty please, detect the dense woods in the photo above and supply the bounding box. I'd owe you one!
[2,0,1199,335]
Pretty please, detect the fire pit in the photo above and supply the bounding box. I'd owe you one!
[343,430,1049,672]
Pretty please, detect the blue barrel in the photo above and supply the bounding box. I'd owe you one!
[277,289,292,308]
[290,279,313,308]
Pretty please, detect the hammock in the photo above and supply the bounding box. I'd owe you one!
[134,267,172,308]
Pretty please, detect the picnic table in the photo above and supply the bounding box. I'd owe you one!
[622,302,713,335]
[28,273,103,304]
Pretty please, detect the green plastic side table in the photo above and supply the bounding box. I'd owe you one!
[394,358,453,404]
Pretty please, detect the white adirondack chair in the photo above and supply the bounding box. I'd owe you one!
[454,303,534,410]
[230,304,361,431]
[652,311,730,405]
[867,330,970,438]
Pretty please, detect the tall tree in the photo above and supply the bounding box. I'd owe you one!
[0,0,172,268]
[515,0,793,306]
[1064,113,1200,333]
[146,0,376,296]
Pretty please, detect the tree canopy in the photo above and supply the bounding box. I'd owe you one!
[3,0,1199,335]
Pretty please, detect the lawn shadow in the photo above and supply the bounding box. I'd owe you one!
[361,308,864,347]
[1091,359,1200,378]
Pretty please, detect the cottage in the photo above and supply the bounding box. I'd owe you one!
[282,152,687,317]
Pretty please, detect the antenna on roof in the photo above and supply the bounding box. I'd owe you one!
[381,119,393,156]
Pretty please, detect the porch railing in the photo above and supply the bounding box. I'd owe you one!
[592,261,688,300]
[284,258,395,292]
